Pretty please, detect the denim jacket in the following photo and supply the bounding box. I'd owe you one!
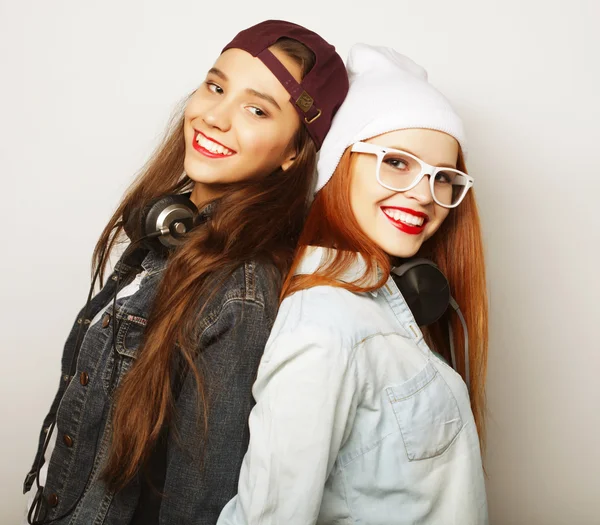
[218,247,488,525]
[23,248,280,525]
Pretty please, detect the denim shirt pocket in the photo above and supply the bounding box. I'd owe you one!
[102,311,147,396]
[386,360,463,461]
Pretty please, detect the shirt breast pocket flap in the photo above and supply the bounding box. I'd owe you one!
[386,360,463,461]
[114,313,148,359]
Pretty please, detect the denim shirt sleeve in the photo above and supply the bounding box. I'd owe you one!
[216,326,360,525]
[163,290,277,523]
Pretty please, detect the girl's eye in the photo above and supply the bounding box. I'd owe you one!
[247,106,268,118]
[206,82,223,95]
[385,158,409,170]
[435,171,454,184]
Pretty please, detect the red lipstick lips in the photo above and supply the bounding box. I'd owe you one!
[192,130,236,158]
[381,206,429,235]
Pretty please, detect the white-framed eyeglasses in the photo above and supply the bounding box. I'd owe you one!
[350,141,474,209]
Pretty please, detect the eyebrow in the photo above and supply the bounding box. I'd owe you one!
[390,145,457,169]
[208,67,227,80]
[207,68,282,111]
[245,89,282,111]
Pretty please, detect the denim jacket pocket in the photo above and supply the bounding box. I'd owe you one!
[114,312,148,358]
[386,360,463,461]
[102,312,147,396]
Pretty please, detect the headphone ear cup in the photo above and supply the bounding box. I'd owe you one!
[392,259,451,326]
[142,196,179,237]
[141,194,198,251]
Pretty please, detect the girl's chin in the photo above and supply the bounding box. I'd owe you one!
[379,239,421,259]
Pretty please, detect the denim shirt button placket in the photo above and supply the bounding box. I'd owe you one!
[79,371,89,386]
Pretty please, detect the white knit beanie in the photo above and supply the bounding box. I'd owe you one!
[315,43,466,194]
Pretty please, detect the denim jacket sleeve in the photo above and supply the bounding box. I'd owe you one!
[216,324,360,525]
[161,262,279,524]
[22,257,137,495]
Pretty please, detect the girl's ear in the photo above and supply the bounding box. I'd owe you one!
[281,151,297,172]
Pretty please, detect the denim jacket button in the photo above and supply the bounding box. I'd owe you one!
[48,493,59,507]
[63,434,74,447]
[80,371,89,386]
[101,313,111,328]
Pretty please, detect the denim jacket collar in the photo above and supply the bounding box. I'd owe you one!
[140,250,167,274]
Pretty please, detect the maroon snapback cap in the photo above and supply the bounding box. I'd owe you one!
[222,20,349,151]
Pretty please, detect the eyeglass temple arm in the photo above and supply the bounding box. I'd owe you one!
[350,142,382,154]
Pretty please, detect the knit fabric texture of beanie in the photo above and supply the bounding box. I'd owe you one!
[315,43,466,194]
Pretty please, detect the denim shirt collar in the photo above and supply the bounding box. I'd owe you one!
[294,246,384,296]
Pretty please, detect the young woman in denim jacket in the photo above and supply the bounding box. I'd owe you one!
[23,20,348,525]
[218,44,489,524]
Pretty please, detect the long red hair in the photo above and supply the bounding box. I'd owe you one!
[282,147,488,445]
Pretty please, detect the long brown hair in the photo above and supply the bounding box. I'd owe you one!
[100,38,317,491]
[282,147,488,446]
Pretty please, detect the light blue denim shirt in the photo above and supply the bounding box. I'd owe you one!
[218,247,488,525]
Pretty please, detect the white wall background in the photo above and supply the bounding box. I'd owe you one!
[1,0,598,523]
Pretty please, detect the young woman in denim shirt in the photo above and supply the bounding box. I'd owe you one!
[23,20,348,525]
[218,44,489,524]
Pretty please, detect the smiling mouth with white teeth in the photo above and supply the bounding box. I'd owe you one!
[193,130,236,157]
[382,208,427,227]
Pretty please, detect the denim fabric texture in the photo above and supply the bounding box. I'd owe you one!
[218,247,488,525]
[24,249,279,525]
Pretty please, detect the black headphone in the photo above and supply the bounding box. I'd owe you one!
[139,194,201,251]
[392,260,470,391]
